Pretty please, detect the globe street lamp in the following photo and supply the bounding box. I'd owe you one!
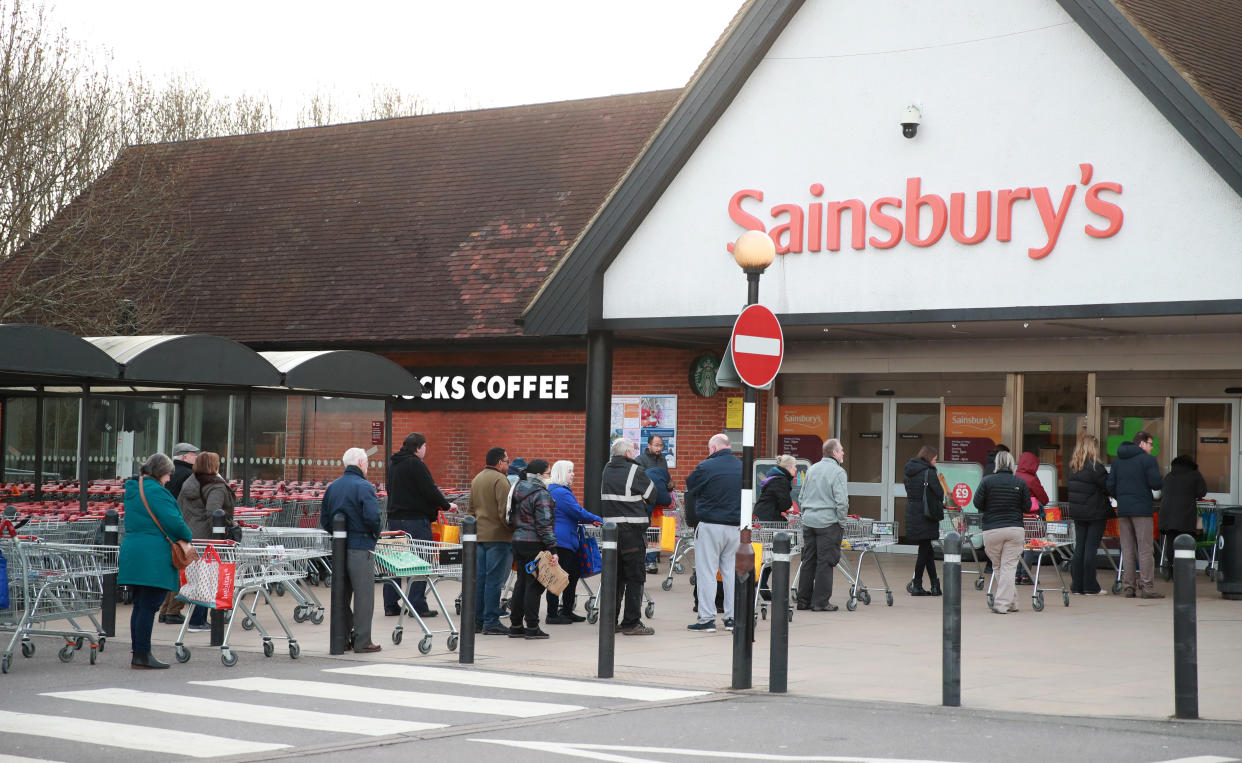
[731,229,775,689]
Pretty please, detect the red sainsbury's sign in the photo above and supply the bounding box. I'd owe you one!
[726,163,1122,260]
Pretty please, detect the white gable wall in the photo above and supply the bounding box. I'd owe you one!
[601,0,1242,320]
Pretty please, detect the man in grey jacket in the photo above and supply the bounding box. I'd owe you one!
[797,438,849,611]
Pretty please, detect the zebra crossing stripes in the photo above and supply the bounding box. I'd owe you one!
[191,676,586,717]
[327,663,709,702]
[0,710,289,758]
[41,688,441,735]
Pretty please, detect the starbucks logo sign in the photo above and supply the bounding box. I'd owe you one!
[689,354,720,398]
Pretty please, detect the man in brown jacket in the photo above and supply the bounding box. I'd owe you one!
[468,446,515,635]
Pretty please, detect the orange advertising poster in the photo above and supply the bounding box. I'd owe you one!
[944,405,1002,464]
[778,405,831,462]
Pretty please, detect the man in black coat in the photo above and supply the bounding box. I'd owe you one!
[1106,431,1164,599]
[384,432,452,617]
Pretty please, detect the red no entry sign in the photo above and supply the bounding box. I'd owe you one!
[730,304,784,388]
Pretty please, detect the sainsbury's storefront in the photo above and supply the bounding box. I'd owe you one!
[525,0,1242,534]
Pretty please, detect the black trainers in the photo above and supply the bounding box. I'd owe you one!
[687,620,716,632]
[561,611,586,622]
[545,615,574,625]
[508,625,526,638]
[524,627,550,639]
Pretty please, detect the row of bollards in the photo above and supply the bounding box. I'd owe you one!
[330,524,1200,716]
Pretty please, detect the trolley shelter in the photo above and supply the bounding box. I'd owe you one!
[0,324,423,510]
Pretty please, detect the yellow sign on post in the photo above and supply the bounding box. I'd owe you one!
[726,397,744,429]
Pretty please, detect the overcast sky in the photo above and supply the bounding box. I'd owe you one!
[44,1,743,119]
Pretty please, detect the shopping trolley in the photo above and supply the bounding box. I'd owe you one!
[373,531,462,654]
[985,516,1074,611]
[752,518,801,622]
[1,534,118,673]
[1157,499,1220,581]
[660,507,695,592]
[172,540,305,667]
[835,517,898,610]
[237,527,330,624]
[938,509,988,590]
[579,524,660,621]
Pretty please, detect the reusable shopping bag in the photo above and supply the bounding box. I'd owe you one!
[660,514,677,552]
[578,530,602,578]
[528,550,569,596]
[375,547,432,576]
[0,547,8,609]
[177,545,236,610]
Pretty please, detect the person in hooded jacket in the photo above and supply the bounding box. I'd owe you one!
[1014,452,1049,584]
[508,459,558,639]
[903,445,945,596]
[507,457,527,486]
[1066,434,1110,595]
[544,460,601,625]
[1106,431,1164,598]
[1158,455,1207,572]
[973,450,1031,614]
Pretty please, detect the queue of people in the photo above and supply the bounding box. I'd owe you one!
[115,426,1193,667]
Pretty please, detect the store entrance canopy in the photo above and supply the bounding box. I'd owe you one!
[0,324,120,385]
[261,350,422,397]
[86,334,283,388]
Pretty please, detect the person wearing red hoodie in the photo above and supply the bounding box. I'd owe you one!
[1014,452,1049,584]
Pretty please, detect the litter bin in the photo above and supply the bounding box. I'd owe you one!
[1217,507,1242,600]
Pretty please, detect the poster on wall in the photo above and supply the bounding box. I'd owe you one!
[944,405,1003,464]
[777,405,831,463]
[611,395,678,468]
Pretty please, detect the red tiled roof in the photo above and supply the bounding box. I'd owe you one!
[1113,0,1242,136]
[120,91,678,344]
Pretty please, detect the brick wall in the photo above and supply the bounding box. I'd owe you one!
[384,346,768,492]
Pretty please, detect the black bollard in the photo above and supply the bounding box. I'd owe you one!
[597,522,618,679]
[942,531,962,707]
[459,516,478,664]
[769,532,792,693]
[732,527,755,690]
[1173,532,1198,719]
[329,513,349,655]
[101,509,119,637]
[210,510,227,646]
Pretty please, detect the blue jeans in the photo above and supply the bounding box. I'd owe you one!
[475,541,513,629]
[384,518,432,613]
[129,584,167,654]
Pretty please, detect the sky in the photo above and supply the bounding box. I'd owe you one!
[42,0,743,121]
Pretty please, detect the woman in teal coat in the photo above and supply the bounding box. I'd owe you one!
[119,453,194,669]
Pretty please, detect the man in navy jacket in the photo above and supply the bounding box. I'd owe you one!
[685,433,742,632]
[1106,431,1165,599]
[321,447,383,652]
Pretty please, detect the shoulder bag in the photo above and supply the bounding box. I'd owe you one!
[139,477,198,569]
[921,471,943,522]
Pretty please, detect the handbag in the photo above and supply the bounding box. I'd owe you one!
[578,529,603,578]
[177,544,236,610]
[921,471,943,522]
[138,476,198,570]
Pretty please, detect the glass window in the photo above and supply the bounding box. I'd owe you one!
[1175,403,1231,494]
[1101,406,1164,467]
[838,402,883,483]
[1023,373,1087,498]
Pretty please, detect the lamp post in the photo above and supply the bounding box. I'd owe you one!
[731,229,775,690]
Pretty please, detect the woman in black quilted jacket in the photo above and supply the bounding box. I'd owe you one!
[974,450,1031,614]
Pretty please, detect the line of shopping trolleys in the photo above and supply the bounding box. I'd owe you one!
[1,508,467,672]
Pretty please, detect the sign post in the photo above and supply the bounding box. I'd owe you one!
[729,302,784,691]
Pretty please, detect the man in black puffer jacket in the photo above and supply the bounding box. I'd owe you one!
[385,433,452,617]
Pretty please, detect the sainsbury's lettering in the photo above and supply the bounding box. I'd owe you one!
[727,164,1123,259]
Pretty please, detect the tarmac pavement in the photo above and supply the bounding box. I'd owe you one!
[131,552,1242,723]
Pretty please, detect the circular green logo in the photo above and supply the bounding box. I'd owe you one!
[689,354,720,398]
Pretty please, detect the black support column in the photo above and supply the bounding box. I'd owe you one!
[584,330,614,517]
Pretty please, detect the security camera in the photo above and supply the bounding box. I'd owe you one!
[901,105,921,139]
